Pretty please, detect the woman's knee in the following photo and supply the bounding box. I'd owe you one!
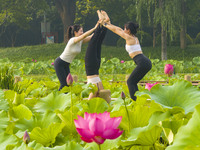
[127,77,136,86]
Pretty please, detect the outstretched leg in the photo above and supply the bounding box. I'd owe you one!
[85,10,108,99]
[85,24,103,76]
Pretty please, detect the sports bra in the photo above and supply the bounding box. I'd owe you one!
[125,38,142,54]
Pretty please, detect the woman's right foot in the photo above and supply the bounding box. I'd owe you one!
[101,10,111,24]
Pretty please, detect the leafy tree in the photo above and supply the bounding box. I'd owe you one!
[54,0,76,43]
[180,0,200,49]
[0,0,48,46]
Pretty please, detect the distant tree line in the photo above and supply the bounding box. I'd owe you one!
[0,0,200,60]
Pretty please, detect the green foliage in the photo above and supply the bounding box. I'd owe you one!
[137,31,153,46]
[137,80,200,114]
[195,32,200,44]
[186,33,194,45]
[0,65,15,90]
[166,104,200,150]
[0,0,48,28]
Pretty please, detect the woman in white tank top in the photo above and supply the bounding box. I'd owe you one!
[101,10,152,101]
[54,22,99,90]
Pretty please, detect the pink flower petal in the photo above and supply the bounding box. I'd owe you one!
[97,112,110,123]
[93,136,106,144]
[105,118,115,130]
[80,137,93,143]
[89,118,105,136]
[111,117,122,129]
[74,116,89,129]
[76,128,94,139]
[145,82,158,91]
[102,129,123,139]
[84,112,90,120]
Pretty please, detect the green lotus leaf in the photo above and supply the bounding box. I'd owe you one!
[15,111,60,133]
[84,138,120,150]
[56,110,77,135]
[13,104,32,120]
[6,122,15,134]
[121,111,171,146]
[25,97,38,108]
[129,145,165,150]
[25,82,41,95]
[162,120,186,135]
[111,99,164,131]
[166,104,200,150]
[71,84,84,95]
[0,90,9,111]
[12,142,34,150]
[34,92,71,112]
[41,80,58,90]
[0,110,9,132]
[83,98,109,113]
[65,141,84,150]
[4,90,16,102]
[137,80,200,114]
[192,57,200,65]
[0,132,18,150]
[30,122,65,147]
[13,92,25,105]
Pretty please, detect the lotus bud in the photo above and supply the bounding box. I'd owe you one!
[23,131,30,144]
[121,91,126,100]
[120,60,125,63]
[66,73,73,86]
[51,62,54,65]
[164,64,173,76]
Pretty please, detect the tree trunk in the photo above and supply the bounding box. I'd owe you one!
[55,0,76,43]
[161,26,167,60]
[153,24,156,48]
[180,0,186,49]
[159,0,167,60]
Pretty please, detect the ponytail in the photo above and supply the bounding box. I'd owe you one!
[67,24,82,41]
[67,26,74,41]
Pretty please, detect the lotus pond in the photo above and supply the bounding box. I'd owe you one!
[0,57,200,150]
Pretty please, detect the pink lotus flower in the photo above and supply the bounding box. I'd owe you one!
[145,82,158,91]
[74,112,123,144]
[23,131,30,144]
[32,59,34,62]
[35,60,37,62]
[66,73,73,86]
[51,62,54,65]
[120,60,125,63]
[164,64,173,76]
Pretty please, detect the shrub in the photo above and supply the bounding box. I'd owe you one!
[0,66,15,90]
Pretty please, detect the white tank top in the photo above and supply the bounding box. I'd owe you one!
[60,37,83,63]
[125,38,142,54]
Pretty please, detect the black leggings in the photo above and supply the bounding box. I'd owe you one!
[54,57,70,90]
[85,25,107,76]
[127,54,152,100]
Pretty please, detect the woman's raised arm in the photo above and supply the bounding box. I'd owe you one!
[74,22,99,43]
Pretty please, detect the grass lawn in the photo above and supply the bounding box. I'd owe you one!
[0,43,200,62]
